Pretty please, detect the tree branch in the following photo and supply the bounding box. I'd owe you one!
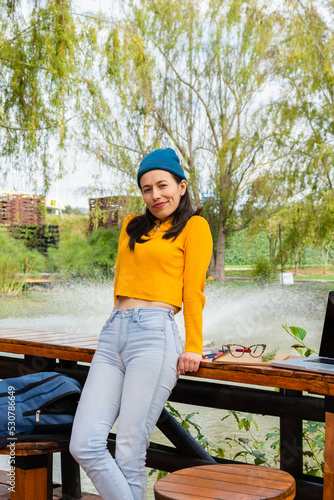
[0,116,74,131]
[149,37,220,151]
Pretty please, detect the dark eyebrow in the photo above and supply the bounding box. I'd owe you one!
[141,179,169,189]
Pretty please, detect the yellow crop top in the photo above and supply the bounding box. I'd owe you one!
[113,214,213,354]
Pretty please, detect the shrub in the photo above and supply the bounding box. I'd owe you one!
[251,256,276,284]
[86,228,120,276]
[46,232,92,277]
[225,230,270,266]
[46,224,120,278]
[0,229,46,296]
[0,229,46,274]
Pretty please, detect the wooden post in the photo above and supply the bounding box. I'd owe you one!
[60,450,82,499]
[324,397,334,500]
[280,389,303,481]
[13,454,51,500]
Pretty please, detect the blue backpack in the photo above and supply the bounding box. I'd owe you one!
[0,372,82,448]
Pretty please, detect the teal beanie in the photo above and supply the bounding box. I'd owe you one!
[137,148,187,187]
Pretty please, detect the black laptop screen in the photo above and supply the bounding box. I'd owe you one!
[319,291,334,358]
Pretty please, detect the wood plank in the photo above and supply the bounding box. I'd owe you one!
[164,473,290,495]
[0,329,60,336]
[0,330,98,339]
[324,411,334,500]
[0,329,99,352]
[0,343,94,362]
[32,338,99,347]
[0,338,97,349]
[0,472,102,500]
[178,463,295,482]
[154,464,296,500]
[0,341,96,353]
[0,338,99,348]
[12,467,47,500]
[0,339,95,352]
[0,330,98,341]
[193,361,334,396]
[0,334,98,344]
[156,481,261,500]
[0,442,68,457]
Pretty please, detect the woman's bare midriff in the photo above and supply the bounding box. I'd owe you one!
[114,296,180,314]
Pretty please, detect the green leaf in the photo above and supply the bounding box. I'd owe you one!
[289,326,307,341]
[292,347,305,357]
[313,439,325,450]
[306,425,319,434]
[308,470,322,477]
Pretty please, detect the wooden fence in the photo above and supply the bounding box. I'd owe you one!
[0,194,45,225]
[88,195,142,232]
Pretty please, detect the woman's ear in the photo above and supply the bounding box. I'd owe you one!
[180,180,187,196]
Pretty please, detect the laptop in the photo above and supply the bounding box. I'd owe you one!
[271,291,334,375]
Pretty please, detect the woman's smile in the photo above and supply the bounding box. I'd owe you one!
[153,201,168,209]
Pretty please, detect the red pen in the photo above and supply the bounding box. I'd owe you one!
[202,349,227,359]
[236,348,251,352]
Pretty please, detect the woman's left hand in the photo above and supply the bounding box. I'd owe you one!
[177,351,202,375]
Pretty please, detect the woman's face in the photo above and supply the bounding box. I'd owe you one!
[140,170,187,220]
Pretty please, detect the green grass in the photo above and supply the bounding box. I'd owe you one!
[294,274,334,281]
[223,265,334,281]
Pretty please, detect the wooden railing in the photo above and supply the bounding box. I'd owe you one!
[0,354,327,500]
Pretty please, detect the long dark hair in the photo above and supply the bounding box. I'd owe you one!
[126,174,197,250]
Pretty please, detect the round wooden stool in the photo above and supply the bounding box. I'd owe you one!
[154,464,296,500]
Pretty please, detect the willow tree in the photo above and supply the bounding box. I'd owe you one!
[83,0,293,280]
[136,0,292,280]
[280,199,315,275]
[273,0,334,194]
[314,193,334,274]
[80,19,158,191]
[0,0,100,188]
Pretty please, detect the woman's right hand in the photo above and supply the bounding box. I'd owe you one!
[177,351,202,375]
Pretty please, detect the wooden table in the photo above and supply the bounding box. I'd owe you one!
[0,327,332,500]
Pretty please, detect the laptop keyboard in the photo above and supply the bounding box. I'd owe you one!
[308,357,334,365]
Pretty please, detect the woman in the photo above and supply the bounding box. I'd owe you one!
[70,148,213,500]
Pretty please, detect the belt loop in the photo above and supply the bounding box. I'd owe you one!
[133,308,139,322]
[168,309,174,320]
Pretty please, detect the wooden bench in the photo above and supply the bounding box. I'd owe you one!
[154,463,296,500]
[0,440,81,500]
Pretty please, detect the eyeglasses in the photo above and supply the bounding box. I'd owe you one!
[222,344,266,358]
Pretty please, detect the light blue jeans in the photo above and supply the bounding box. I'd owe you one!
[69,307,182,500]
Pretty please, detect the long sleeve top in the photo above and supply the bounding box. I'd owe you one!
[113,214,213,354]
